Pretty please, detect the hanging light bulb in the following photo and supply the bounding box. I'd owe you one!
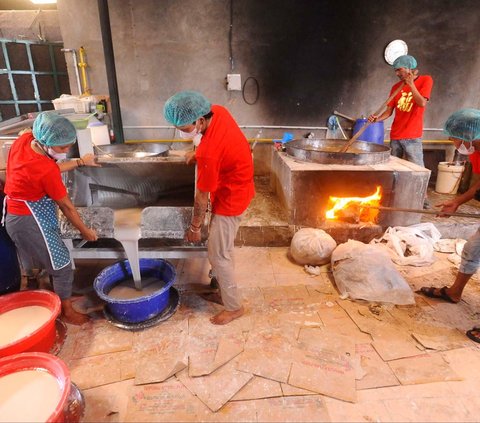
[30,0,57,4]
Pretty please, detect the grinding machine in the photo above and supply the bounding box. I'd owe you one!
[60,143,208,261]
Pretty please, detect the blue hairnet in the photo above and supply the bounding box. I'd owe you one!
[163,91,211,127]
[392,55,417,70]
[32,112,77,146]
[444,108,480,142]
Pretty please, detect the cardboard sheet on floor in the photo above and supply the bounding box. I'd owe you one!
[134,346,187,386]
[132,319,188,352]
[231,376,283,401]
[82,379,133,422]
[355,343,400,390]
[177,361,253,412]
[388,353,463,385]
[73,321,134,358]
[179,293,221,318]
[253,395,331,422]
[288,328,356,403]
[261,286,310,313]
[70,350,135,390]
[236,326,296,383]
[189,333,245,377]
[338,300,400,337]
[371,330,424,361]
[281,383,316,396]
[411,327,469,351]
[125,379,213,422]
[314,297,372,344]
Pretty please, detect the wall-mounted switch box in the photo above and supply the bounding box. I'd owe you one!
[227,74,242,91]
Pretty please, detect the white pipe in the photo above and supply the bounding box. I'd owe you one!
[61,49,82,96]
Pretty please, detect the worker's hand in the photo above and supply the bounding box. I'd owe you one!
[368,114,378,123]
[185,151,196,165]
[435,200,460,217]
[403,69,417,86]
[81,227,98,241]
[81,153,101,167]
[185,225,202,244]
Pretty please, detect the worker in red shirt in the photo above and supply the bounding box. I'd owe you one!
[418,109,480,343]
[4,112,98,325]
[369,55,433,207]
[164,91,255,325]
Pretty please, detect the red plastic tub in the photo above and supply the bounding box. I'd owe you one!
[0,290,61,358]
[0,352,71,422]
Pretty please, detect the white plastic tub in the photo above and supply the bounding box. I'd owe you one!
[435,162,465,194]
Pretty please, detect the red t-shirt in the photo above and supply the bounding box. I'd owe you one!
[196,105,255,216]
[5,132,67,215]
[469,151,480,174]
[388,75,433,140]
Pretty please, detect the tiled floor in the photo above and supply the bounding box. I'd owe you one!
[51,244,480,422]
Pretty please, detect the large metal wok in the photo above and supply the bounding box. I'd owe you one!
[285,139,390,165]
[94,143,169,158]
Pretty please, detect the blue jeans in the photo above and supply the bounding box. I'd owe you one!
[390,138,425,167]
[460,229,480,274]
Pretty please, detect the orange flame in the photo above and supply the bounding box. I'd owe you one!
[325,186,382,222]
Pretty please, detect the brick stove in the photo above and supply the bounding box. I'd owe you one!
[270,150,431,243]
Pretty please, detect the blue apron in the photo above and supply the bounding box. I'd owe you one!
[24,196,71,270]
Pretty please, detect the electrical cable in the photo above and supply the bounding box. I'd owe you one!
[228,0,234,71]
[242,76,260,105]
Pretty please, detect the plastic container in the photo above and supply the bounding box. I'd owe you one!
[0,290,61,358]
[0,352,71,422]
[52,95,90,114]
[94,258,176,323]
[435,162,465,194]
[65,113,92,130]
[0,193,21,295]
[353,118,385,144]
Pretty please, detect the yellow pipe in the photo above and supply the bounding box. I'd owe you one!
[125,138,275,144]
[77,46,91,96]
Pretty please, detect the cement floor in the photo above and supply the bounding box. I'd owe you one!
[44,242,480,422]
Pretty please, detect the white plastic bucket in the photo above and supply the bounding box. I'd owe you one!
[435,162,465,194]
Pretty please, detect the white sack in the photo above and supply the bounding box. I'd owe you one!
[331,239,415,305]
[290,228,337,265]
[370,222,441,267]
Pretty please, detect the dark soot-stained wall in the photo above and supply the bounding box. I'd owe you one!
[235,0,480,126]
[58,0,480,138]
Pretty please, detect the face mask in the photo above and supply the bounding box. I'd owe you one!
[178,121,200,140]
[193,134,203,147]
[47,147,67,161]
[457,141,475,155]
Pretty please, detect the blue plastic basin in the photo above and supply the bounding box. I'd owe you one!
[353,119,385,145]
[94,258,176,323]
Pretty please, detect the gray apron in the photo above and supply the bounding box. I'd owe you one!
[12,195,71,270]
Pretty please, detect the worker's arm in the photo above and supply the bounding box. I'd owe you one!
[437,178,480,216]
[58,154,100,172]
[185,188,209,243]
[55,195,98,241]
[185,150,196,165]
[368,106,394,123]
[404,70,428,107]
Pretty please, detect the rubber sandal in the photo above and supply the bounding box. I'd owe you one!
[417,286,458,303]
[466,327,480,344]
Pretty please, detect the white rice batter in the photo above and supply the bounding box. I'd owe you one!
[0,306,51,347]
[0,369,61,422]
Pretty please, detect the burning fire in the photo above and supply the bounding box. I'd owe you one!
[325,186,382,223]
